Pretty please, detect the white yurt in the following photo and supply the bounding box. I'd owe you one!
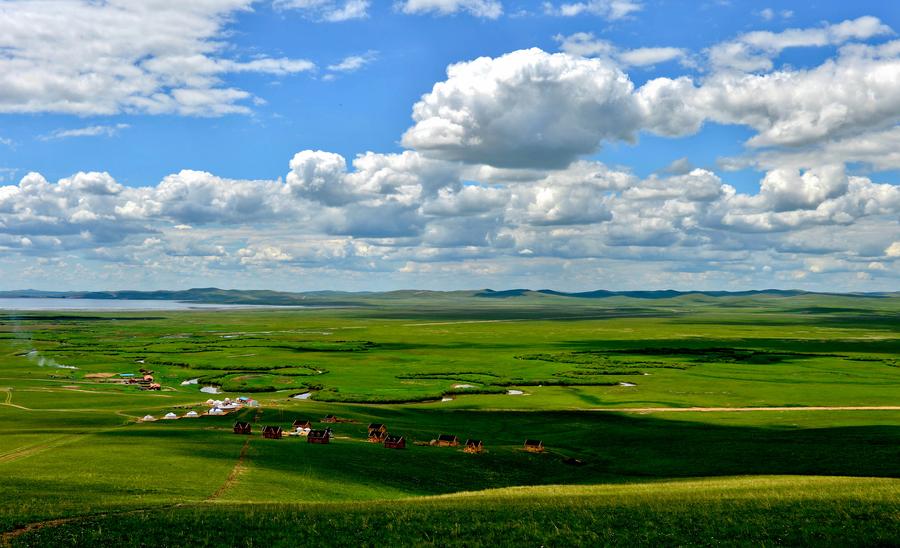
[142,415,157,422]
[163,412,178,420]
[184,410,199,418]
[208,407,225,415]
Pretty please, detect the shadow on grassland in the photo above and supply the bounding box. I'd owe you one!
[556,338,900,354]
[687,313,900,331]
[96,408,900,499]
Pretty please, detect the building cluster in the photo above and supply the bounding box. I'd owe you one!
[121,372,160,391]
[237,415,545,454]
[140,393,548,454]
[140,395,258,422]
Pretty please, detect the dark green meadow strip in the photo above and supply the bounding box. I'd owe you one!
[9,477,900,547]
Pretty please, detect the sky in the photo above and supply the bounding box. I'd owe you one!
[0,0,898,292]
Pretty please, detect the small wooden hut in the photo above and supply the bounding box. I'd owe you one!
[321,415,338,423]
[384,435,406,449]
[436,434,459,447]
[464,439,484,454]
[262,425,283,439]
[524,439,544,453]
[292,419,312,429]
[308,429,330,444]
[233,421,252,435]
[367,423,388,442]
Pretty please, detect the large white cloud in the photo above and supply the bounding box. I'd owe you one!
[286,149,460,207]
[1,153,897,289]
[687,53,900,147]
[126,170,290,225]
[404,40,900,171]
[402,49,643,168]
[0,1,315,116]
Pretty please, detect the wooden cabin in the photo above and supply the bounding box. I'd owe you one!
[308,429,330,444]
[464,439,484,454]
[233,421,252,435]
[384,435,406,449]
[367,423,388,442]
[321,415,337,423]
[524,439,544,453]
[436,434,459,447]
[262,425,283,439]
[292,419,312,430]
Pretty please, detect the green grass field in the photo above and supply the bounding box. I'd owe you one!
[1,292,898,546]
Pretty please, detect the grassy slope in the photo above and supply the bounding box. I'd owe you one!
[0,294,898,545]
[10,477,900,547]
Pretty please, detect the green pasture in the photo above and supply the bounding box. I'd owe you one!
[0,293,898,545]
[10,477,900,547]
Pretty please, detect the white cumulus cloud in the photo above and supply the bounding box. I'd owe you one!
[708,16,892,72]
[275,0,370,21]
[398,0,503,18]
[402,49,643,168]
[0,1,315,116]
[544,0,642,20]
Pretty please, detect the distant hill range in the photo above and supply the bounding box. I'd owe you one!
[0,287,895,306]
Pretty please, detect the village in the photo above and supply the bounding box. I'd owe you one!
[141,400,546,455]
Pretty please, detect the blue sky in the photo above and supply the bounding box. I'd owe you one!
[0,0,898,291]
[4,0,896,186]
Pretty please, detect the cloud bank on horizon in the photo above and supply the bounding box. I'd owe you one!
[0,0,897,292]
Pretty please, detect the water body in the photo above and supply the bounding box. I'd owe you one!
[0,298,303,311]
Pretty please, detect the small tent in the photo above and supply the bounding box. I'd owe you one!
[367,423,388,442]
[163,412,178,420]
[142,415,156,422]
[464,439,484,454]
[184,411,199,418]
[308,430,330,444]
[437,434,459,447]
[262,425,283,439]
[384,435,406,449]
[524,439,544,453]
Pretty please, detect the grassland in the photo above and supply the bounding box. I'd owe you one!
[0,292,898,546]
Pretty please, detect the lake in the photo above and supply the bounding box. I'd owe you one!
[0,298,297,311]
